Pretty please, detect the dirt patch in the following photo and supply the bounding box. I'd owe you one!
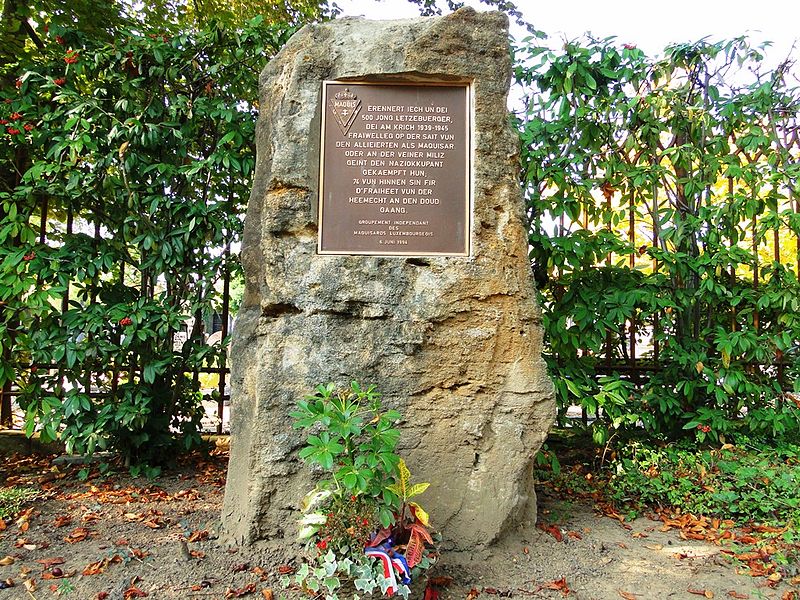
[0,451,796,600]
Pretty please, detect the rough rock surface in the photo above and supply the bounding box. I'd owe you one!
[221,7,555,551]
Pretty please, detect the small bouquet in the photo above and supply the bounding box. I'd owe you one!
[284,383,437,599]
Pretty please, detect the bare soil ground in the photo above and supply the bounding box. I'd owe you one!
[0,446,797,600]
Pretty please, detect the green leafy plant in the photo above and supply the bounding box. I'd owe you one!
[0,14,292,465]
[0,486,39,519]
[515,34,800,443]
[287,382,436,599]
[536,435,800,527]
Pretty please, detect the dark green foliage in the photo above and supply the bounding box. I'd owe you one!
[515,36,800,443]
[0,15,292,464]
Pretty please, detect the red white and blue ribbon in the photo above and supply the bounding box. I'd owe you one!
[365,542,412,597]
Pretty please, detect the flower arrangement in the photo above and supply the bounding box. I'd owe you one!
[284,382,437,599]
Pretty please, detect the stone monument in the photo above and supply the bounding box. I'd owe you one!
[222,7,555,551]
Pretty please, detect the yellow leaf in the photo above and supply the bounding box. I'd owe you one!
[695,361,704,373]
[395,459,410,499]
[386,483,401,496]
[409,502,429,527]
[406,482,430,499]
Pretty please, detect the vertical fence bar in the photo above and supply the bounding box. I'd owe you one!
[628,193,636,368]
[728,177,737,334]
[85,209,101,398]
[652,186,660,367]
[0,367,10,428]
[752,217,759,332]
[39,197,48,245]
[605,194,612,367]
[217,249,231,434]
[774,206,784,390]
[57,207,74,403]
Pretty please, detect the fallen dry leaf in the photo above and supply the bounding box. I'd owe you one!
[465,589,480,600]
[537,522,563,542]
[64,527,91,543]
[726,592,748,599]
[423,585,440,600]
[225,582,257,598]
[83,561,107,576]
[262,590,274,600]
[619,591,638,600]
[53,515,72,528]
[97,593,110,600]
[23,579,36,592]
[82,555,121,576]
[687,588,714,598]
[129,548,148,560]
[188,530,209,543]
[644,544,663,551]
[81,512,101,524]
[35,557,65,569]
[0,556,14,566]
[277,565,294,575]
[123,586,149,599]
[539,578,570,597]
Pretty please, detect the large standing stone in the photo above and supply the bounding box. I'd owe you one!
[222,7,555,551]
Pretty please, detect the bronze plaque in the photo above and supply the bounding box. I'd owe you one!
[318,81,471,256]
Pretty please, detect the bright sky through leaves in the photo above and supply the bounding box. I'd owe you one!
[336,0,798,70]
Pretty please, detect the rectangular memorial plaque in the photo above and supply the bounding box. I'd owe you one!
[318,81,472,256]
